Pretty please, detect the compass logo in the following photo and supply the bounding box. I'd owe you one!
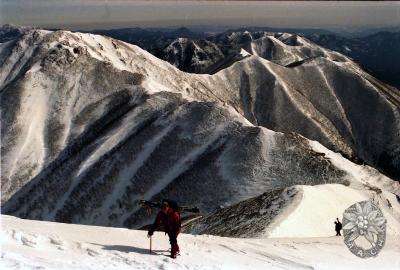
[342,200,386,258]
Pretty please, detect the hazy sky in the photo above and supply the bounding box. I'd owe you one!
[1,1,399,30]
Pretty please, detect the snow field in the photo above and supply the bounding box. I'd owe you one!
[267,184,400,238]
[1,215,400,270]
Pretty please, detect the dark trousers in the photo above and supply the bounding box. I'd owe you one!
[168,232,179,255]
[168,233,177,245]
[336,230,341,236]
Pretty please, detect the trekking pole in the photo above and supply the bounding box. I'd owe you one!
[149,236,152,253]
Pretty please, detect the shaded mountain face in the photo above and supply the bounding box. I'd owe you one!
[184,186,298,237]
[0,24,37,43]
[156,38,225,73]
[1,29,399,230]
[307,31,400,89]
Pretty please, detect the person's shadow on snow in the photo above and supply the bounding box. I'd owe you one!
[91,243,166,255]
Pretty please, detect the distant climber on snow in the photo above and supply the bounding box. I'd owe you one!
[334,217,342,236]
[148,199,181,258]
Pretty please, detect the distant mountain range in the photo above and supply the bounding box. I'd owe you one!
[81,26,400,89]
[2,24,399,88]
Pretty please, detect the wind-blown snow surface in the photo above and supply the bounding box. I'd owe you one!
[2,215,400,270]
[1,29,400,230]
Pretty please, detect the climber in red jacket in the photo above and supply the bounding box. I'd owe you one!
[147,199,181,258]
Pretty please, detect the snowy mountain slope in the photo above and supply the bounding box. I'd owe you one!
[184,141,400,238]
[208,53,400,180]
[1,29,400,230]
[184,183,400,238]
[0,29,212,202]
[2,215,400,270]
[2,29,400,182]
[2,87,350,228]
[142,31,400,179]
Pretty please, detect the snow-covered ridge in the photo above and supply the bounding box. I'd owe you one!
[2,215,400,270]
[244,33,349,66]
[0,29,194,97]
[154,31,352,75]
[184,183,400,238]
[207,31,351,67]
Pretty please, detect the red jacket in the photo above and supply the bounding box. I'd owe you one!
[151,208,181,235]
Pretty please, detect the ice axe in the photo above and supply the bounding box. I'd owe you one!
[138,199,200,214]
[149,236,152,253]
